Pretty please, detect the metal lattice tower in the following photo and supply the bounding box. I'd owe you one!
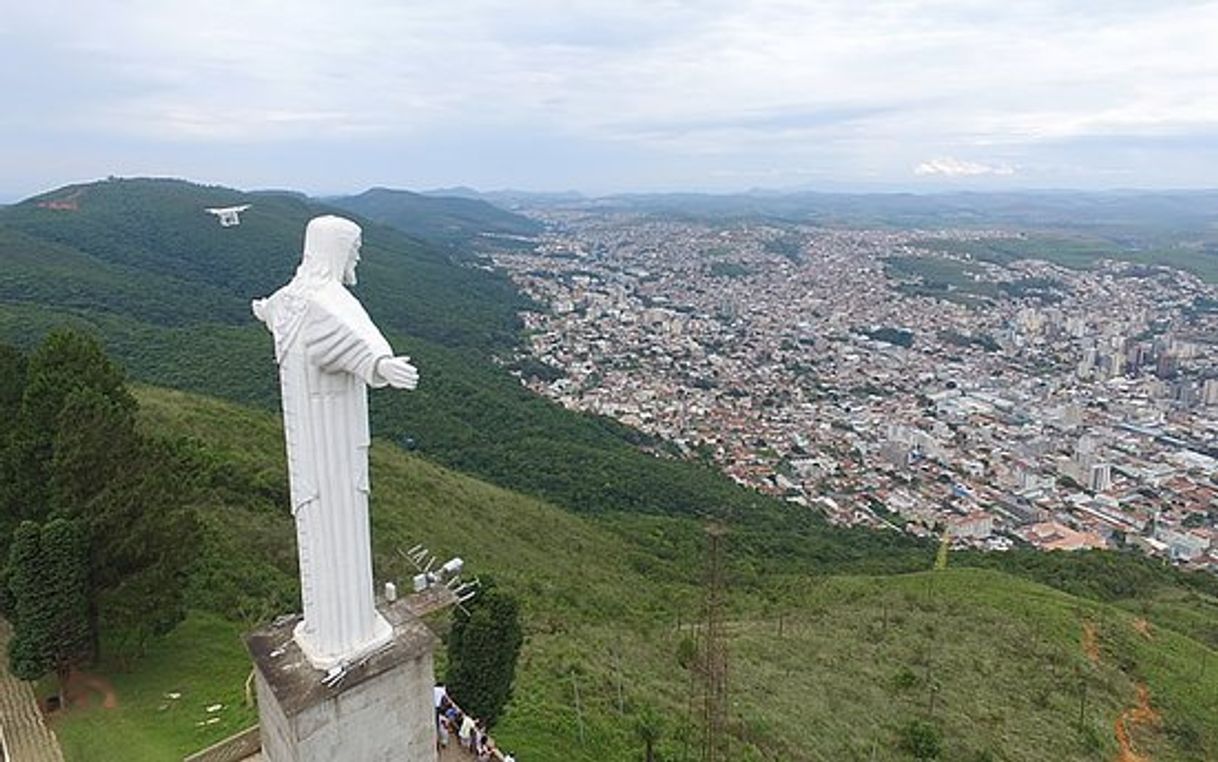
[700,522,729,762]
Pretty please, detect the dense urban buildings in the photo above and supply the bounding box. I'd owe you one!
[490,213,1218,573]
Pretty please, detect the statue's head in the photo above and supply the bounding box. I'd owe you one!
[301,215,363,286]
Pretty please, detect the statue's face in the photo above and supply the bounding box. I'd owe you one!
[343,234,362,285]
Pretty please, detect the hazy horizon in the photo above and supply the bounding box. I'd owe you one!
[4,1,1218,201]
[8,176,1218,207]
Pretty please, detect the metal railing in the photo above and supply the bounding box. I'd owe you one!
[182,725,261,762]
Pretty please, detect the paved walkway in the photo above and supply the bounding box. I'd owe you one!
[0,620,66,762]
[440,746,465,762]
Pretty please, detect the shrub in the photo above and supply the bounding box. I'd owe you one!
[899,719,943,760]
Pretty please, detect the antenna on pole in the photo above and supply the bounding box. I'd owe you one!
[397,543,480,615]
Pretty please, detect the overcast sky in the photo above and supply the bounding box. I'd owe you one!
[3,0,1217,199]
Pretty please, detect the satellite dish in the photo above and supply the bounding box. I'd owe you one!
[204,204,251,227]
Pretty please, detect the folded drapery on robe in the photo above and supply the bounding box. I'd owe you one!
[253,215,395,667]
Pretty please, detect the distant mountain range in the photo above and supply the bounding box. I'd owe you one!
[407,183,1218,248]
[422,186,586,207]
[583,189,1218,243]
[327,186,543,248]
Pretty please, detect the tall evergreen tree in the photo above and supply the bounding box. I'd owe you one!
[48,387,139,517]
[4,330,133,525]
[6,521,49,679]
[1,330,200,663]
[0,343,26,421]
[446,579,524,726]
[5,519,90,690]
[89,436,202,658]
[39,518,91,688]
[0,343,30,551]
[49,387,200,659]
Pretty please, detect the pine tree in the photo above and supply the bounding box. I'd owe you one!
[446,579,524,726]
[49,391,201,660]
[5,519,89,690]
[91,436,202,659]
[6,521,51,680]
[1,331,200,663]
[0,343,26,421]
[4,330,133,525]
[49,387,139,518]
[0,343,30,553]
[39,518,91,688]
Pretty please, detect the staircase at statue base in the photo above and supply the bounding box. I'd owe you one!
[0,620,65,762]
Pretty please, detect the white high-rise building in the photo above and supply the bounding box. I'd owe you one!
[1204,378,1218,406]
[1088,462,1113,493]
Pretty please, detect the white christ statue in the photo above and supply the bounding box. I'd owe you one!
[252,215,419,671]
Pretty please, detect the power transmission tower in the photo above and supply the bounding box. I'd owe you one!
[700,522,729,762]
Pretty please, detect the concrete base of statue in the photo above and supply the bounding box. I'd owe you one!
[292,611,394,672]
[246,600,437,762]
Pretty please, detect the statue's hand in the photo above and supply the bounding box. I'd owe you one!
[376,356,419,390]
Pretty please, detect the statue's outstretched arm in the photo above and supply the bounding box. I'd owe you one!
[374,356,419,390]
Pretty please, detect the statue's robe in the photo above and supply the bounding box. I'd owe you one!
[255,277,393,668]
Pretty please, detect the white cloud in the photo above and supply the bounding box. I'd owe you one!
[914,157,1016,177]
[3,0,1218,191]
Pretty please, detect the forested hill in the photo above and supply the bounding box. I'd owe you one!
[328,186,543,248]
[0,178,527,354]
[0,177,914,570]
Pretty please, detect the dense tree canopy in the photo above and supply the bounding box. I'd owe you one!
[1,330,134,532]
[447,579,524,727]
[5,519,90,686]
[0,330,201,675]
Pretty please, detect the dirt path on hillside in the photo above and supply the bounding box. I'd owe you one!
[1114,683,1161,762]
[1083,621,1101,665]
[36,188,83,211]
[1079,619,1163,761]
[1132,618,1153,640]
[62,669,118,710]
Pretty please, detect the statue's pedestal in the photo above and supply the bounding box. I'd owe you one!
[246,600,437,762]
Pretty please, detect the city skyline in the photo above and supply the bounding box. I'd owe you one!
[4,1,1218,200]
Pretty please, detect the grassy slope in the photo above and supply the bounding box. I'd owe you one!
[50,612,256,762]
[46,386,1218,761]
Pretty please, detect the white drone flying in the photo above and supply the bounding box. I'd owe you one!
[204,204,251,227]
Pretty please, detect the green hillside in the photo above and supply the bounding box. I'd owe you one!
[0,177,936,572]
[328,187,543,249]
[45,385,1218,761]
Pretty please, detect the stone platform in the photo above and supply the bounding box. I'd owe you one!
[246,600,437,762]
